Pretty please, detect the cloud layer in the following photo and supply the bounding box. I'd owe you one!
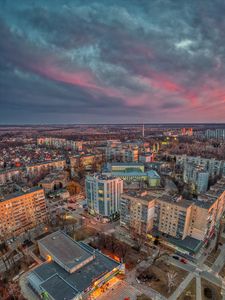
[0,0,225,123]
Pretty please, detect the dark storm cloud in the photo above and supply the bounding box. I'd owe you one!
[0,0,225,123]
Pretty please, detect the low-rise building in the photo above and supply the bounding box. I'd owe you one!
[39,171,68,192]
[28,231,123,300]
[103,163,160,188]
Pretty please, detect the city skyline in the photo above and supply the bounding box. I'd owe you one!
[1,0,225,124]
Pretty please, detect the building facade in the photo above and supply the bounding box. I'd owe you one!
[28,231,122,300]
[85,174,123,218]
[120,178,225,254]
[0,187,47,239]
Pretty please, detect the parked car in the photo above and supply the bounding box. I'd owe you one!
[180,258,187,264]
[172,255,179,260]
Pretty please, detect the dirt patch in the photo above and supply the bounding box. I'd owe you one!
[177,278,196,300]
[137,260,188,298]
[219,263,225,278]
[205,248,221,267]
[201,278,222,300]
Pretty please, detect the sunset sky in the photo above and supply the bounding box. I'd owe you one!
[0,0,225,124]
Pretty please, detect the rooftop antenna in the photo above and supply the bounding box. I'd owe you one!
[142,123,145,138]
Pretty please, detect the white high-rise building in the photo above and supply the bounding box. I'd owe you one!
[196,171,209,194]
[85,174,123,218]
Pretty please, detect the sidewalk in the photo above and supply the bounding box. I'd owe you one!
[169,273,194,300]
[211,244,225,273]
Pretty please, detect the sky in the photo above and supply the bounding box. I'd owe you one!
[0,0,225,124]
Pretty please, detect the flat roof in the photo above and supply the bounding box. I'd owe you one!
[1,186,43,202]
[122,189,164,201]
[158,196,193,208]
[193,199,214,209]
[38,231,93,271]
[31,242,120,296]
[111,162,144,166]
[146,170,160,178]
[40,274,78,300]
[151,229,202,254]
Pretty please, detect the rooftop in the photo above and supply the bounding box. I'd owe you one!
[146,170,160,178]
[158,195,193,208]
[110,162,144,166]
[40,274,78,300]
[0,186,43,203]
[38,231,93,271]
[122,189,164,202]
[29,241,120,298]
[151,228,202,254]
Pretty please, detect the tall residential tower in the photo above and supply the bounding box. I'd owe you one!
[85,174,123,218]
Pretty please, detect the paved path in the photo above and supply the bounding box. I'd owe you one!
[212,244,225,273]
[97,280,139,300]
[169,272,194,300]
[19,271,39,300]
[196,275,202,300]
[125,268,167,300]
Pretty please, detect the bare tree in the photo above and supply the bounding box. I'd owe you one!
[107,234,118,253]
[167,270,178,293]
[152,250,169,265]
[117,242,129,261]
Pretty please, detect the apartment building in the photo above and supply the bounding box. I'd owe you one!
[183,163,209,194]
[85,174,123,218]
[37,137,82,151]
[120,190,163,235]
[0,168,22,185]
[106,146,139,162]
[194,177,225,240]
[26,160,66,177]
[154,196,193,240]
[205,129,225,140]
[176,155,223,177]
[0,187,47,239]
[120,178,225,253]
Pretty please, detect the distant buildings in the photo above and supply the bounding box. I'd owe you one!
[26,159,66,177]
[85,174,123,218]
[139,152,154,163]
[181,128,193,136]
[106,145,139,162]
[0,168,22,185]
[183,164,209,193]
[205,129,225,140]
[28,231,122,300]
[37,137,83,151]
[0,187,47,239]
[195,170,209,194]
[103,162,161,188]
[176,155,224,178]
